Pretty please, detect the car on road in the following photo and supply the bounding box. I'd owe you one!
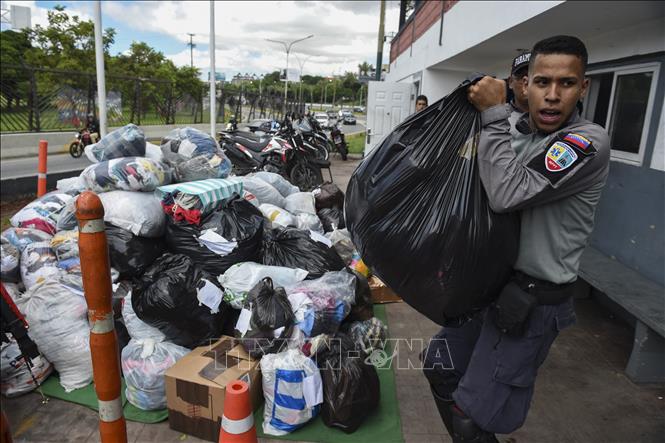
[353,106,365,113]
[326,110,338,120]
[314,113,330,129]
[343,114,357,125]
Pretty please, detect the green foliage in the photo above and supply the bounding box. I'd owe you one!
[346,131,366,154]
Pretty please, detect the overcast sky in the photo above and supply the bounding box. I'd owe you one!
[3,0,402,78]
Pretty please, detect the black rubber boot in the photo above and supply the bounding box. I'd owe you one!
[429,386,456,437]
[450,404,500,443]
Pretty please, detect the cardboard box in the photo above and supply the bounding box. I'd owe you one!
[369,276,403,304]
[165,336,262,442]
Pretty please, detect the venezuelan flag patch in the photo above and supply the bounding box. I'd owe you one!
[563,133,592,151]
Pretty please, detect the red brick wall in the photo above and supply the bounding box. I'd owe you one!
[390,0,459,63]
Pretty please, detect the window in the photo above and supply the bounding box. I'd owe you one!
[583,63,660,166]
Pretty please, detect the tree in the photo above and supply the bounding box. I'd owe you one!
[358,61,372,77]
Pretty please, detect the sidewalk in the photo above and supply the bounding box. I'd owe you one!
[2,157,663,442]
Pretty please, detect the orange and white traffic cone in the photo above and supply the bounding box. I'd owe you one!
[218,380,257,443]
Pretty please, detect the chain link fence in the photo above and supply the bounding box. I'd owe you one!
[0,64,308,133]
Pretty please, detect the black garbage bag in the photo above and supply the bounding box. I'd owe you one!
[166,196,264,276]
[343,269,373,324]
[314,182,344,211]
[345,75,520,324]
[261,227,345,279]
[318,207,345,233]
[131,253,235,349]
[316,333,380,433]
[235,277,295,358]
[106,224,165,279]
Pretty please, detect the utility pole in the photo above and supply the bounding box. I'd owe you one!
[186,33,196,68]
[375,0,386,81]
[93,1,107,137]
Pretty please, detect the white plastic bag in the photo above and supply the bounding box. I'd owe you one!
[10,192,74,235]
[122,292,167,342]
[20,241,61,290]
[284,192,316,215]
[56,176,86,193]
[121,338,189,410]
[251,171,299,197]
[259,204,296,229]
[17,280,93,392]
[325,229,355,265]
[238,177,286,208]
[295,213,324,234]
[261,349,322,435]
[1,227,52,253]
[218,262,308,309]
[1,237,20,283]
[1,338,53,397]
[99,191,165,237]
[144,142,164,162]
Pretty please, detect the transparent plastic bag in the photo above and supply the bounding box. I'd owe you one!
[261,349,322,435]
[1,338,53,397]
[121,338,189,410]
[219,262,308,309]
[160,127,232,181]
[346,76,520,322]
[238,177,286,208]
[20,241,61,290]
[295,213,324,234]
[99,190,165,237]
[85,123,146,163]
[259,204,296,229]
[348,317,388,355]
[80,157,172,193]
[325,229,355,265]
[251,171,299,197]
[10,191,74,235]
[284,192,316,215]
[286,271,356,337]
[1,237,20,283]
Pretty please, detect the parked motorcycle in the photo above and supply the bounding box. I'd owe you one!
[297,116,330,162]
[69,129,95,158]
[329,121,349,161]
[219,117,326,191]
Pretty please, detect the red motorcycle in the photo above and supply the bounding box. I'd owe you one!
[69,129,96,158]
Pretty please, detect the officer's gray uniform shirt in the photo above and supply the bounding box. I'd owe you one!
[507,102,526,139]
[477,103,611,284]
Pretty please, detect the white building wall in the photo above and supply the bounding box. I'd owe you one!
[421,68,468,103]
[386,1,563,83]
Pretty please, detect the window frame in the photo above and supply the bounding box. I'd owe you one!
[584,62,660,166]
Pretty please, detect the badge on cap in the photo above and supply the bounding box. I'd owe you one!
[545,141,577,172]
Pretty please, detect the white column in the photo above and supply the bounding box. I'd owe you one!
[209,0,216,136]
[93,1,107,137]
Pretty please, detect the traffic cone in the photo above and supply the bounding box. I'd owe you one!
[218,380,257,443]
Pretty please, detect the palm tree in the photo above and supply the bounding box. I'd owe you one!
[358,61,372,77]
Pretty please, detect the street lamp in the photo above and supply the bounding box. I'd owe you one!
[266,34,314,115]
[294,53,313,111]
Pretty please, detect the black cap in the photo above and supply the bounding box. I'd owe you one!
[511,52,531,76]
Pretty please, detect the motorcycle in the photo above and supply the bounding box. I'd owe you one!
[329,121,349,161]
[219,117,326,191]
[297,116,330,162]
[69,129,95,158]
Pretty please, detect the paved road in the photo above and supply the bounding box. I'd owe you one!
[1,153,92,180]
[0,121,366,180]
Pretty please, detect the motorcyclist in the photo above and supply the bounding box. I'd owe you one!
[83,113,100,143]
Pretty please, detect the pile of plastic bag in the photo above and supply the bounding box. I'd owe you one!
[85,124,146,163]
[160,127,232,182]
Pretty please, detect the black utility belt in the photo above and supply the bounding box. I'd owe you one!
[512,271,575,306]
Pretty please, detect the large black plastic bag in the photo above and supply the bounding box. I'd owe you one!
[166,196,264,276]
[345,76,519,323]
[261,227,345,279]
[316,333,380,433]
[131,253,235,349]
[235,277,295,358]
[106,224,165,279]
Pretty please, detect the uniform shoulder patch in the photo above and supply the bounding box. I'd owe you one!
[560,132,597,156]
[526,135,593,186]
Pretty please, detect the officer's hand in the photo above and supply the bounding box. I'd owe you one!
[467,76,507,112]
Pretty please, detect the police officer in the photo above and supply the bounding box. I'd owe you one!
[422,35,610,442]
[508,51,530,136]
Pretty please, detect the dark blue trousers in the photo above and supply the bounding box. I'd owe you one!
[422,298,576,434]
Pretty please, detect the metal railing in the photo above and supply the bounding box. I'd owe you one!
[0,64,309,133]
